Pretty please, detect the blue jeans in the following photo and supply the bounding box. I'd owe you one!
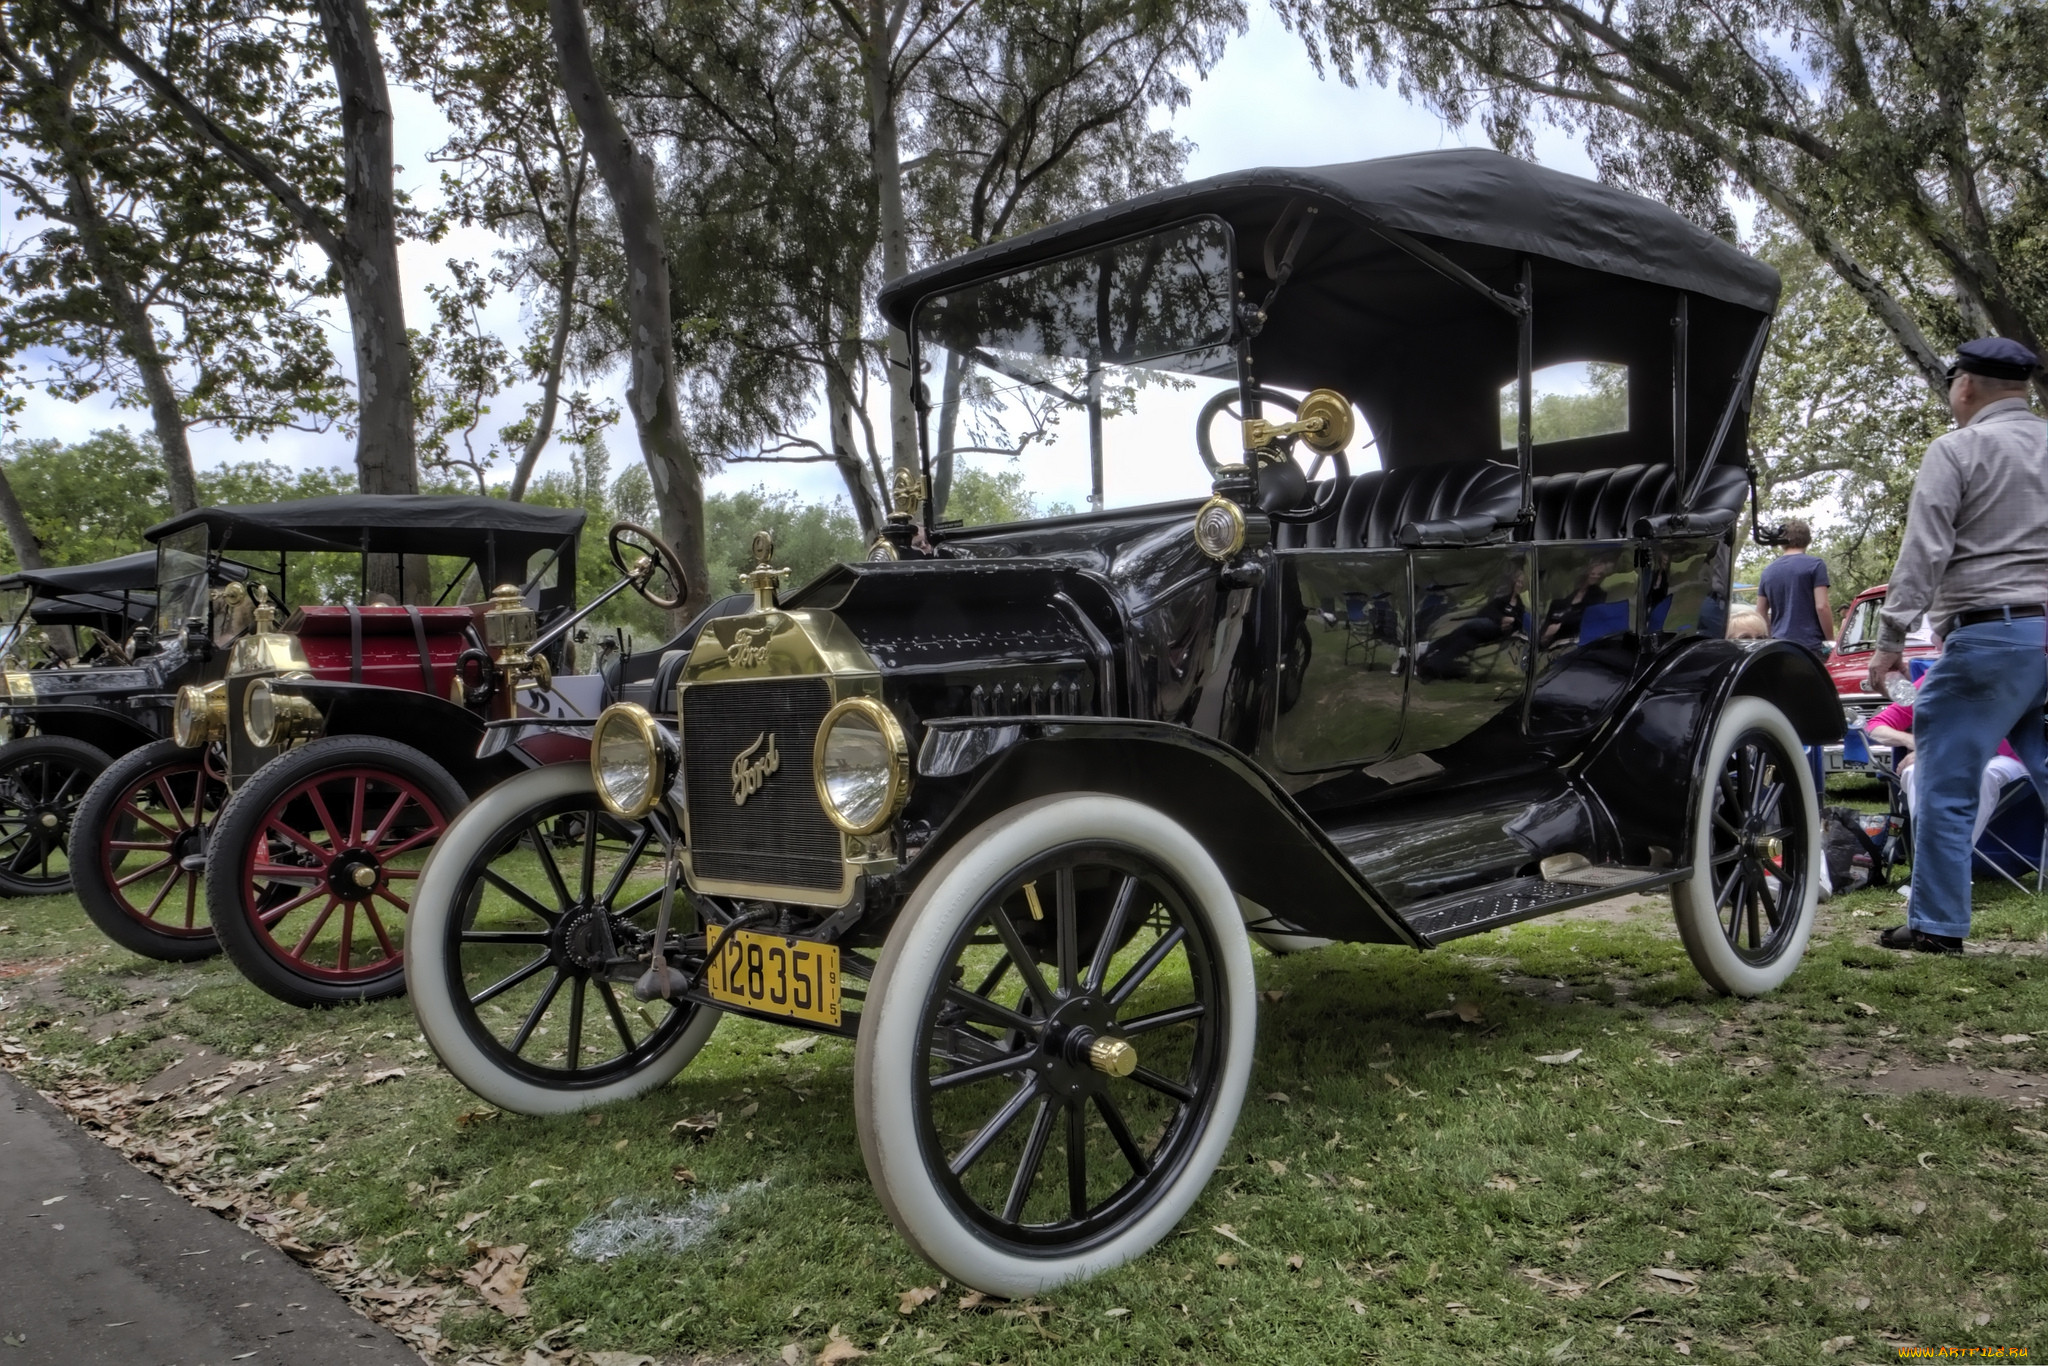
[1910,616,2048,937]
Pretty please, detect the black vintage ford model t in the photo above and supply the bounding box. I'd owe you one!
[0,549,248,897]
[406,150,1840,1294]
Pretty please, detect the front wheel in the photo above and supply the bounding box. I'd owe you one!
[0,734,112,896]
[856,794,1256,1296]
[407,764,720,1114]
[208,736,467,1007]
[71,739,223,960]
[1672,695,1821,995]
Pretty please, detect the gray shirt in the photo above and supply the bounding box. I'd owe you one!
[1879,398,2048,650]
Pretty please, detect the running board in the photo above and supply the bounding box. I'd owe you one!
[1401,866,1685,945]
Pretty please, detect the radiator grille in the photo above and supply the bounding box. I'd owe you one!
[682,678,842,893]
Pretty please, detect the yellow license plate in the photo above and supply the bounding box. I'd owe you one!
[703,926,841,1027]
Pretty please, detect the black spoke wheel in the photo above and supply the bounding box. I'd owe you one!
[858,795,1255,1296]
[407,764,720,1114]
[72,739,224,960]
[1673,696,1820,995]
[0,734,112,896]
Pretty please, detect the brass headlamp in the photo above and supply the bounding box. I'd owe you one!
[172,681,228,749]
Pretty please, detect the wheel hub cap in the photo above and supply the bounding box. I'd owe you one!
[327,851,382,898]
[554,906,617,972]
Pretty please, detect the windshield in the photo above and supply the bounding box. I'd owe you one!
[1838,594,1931,652]
[155,525,210,635]
[913,218,1237,526]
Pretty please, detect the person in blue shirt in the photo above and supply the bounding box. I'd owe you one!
[1757,519,1835,652]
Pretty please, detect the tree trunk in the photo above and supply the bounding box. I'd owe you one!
[311,0,415,500]
[546,0,710,621]
[932,349,966,516]
[0,463,46,571]
[860,0,921,492]
[824,348,880,538]
[509,153,586,502]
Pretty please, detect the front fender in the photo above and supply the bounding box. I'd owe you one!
[270,680,521,795]
[1579,638,1841,862]
[902,717,1423,947]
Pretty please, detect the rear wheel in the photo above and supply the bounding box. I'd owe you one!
[1672,696,1821,995]
[856,794,1256,1296]
[72,739,223,960]
[407,764,720,1114]
[0,734,111,896]
[208,737,465,1007]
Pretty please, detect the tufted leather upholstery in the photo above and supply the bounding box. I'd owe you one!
[1280,459,1749,549]
[1530,462,1747,541]
[1334,460,1522,549]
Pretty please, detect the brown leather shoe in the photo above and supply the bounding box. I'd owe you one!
[1878,923,1963,955]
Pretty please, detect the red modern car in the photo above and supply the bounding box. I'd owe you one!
[1823,583,1937,767]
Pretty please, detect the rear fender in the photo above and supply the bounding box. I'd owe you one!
[904,717,1422,947]
[10,703,154,756]
[269,680,521,795]
[1579,638,1841,863]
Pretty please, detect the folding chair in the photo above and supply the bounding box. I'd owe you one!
[1972,777,2048,895]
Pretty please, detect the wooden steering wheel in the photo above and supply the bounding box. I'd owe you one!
[607,521,688,610]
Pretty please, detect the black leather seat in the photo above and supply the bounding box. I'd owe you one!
[1530,462,1747,540]
[1336,460,1522,548]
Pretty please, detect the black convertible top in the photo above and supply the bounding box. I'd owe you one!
[882,150,1779,475]
[145,495,586,563]
[881,150,1776,325]
[0,551,162,596]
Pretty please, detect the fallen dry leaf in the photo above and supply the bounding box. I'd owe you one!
[1647,1268,1699,1291]
[1266,1159,1288,1176]
[2001,1033,2034,1045]
[1215,1252,1239,1269]
[1287,1254,1305,1272]
[1519,1268,1586,1298]
[1104,1307,1130,1318]
[1593,1270,1627,1291]
[672,1166,697,1184]
[587,1355,656,1366]
[460,1244,530,1317]
[739,1101,760,1120]
[1909,1200,1928,1215]
[1486,1175,1518,1192]
[1261,989,1286,1003]
[362,1067,406,1085]
[816,1326,867,1365]
[1264,1091,1290,1105]
[780,1345,805,1366]
[776,1037,819,1056]
[671,1113,720,1143]
[454,1109,499,1128]
[1212,1223,1250,1247]
[1535,1049,1583,1065]
[957,1290,997,1312]
[1854,1002,1879,1016]
[1821,1336,1856,1355]
[1344,1297,1366,1315]
[454,1211,488,1233]
[897,1286,938,1315]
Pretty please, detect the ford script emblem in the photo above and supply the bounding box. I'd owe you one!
[731,732,780,805]
[726,625,772,669]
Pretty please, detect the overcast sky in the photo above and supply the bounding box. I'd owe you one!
[4,5,1607,509]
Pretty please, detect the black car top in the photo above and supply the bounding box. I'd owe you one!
[882,149,1779,479]
[0,551,164,597]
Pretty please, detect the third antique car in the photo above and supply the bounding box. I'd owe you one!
[406,150,1841,1294]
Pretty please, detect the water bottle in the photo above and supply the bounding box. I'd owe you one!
[1885,675,1917,704]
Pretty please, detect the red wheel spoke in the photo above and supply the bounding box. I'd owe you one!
[153,777,191,830]
[265,819,332,863]
[368,789,412,848]
[361,901,398,961]
[121,802,178,839]
[305,784,346,852]
[114,856,174,889]
[109,840,176,852]
[182,876,197,930]
[349,775,368,845]
[336,901,355,970]
[372,886,412,915]
[289,897,339,956]
[139,866,180,922]
[261,886,325,927]
[382,867,421,880]
[373,821,444,862]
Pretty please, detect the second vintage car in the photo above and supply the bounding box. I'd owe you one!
[406,149,1840,1294]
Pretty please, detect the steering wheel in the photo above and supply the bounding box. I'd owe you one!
[607,521,688,611]
[1196,386,1352,524]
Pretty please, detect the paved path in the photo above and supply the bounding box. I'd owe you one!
[0,1068,416,1366]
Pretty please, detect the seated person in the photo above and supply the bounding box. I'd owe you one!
[1725,607,1769,640]
[1866,676,2025,845]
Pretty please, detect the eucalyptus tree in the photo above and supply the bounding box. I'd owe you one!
[389,0,599,501]
[1275,0,2048,402]
[45,0,423,533]
[0,0,344,512]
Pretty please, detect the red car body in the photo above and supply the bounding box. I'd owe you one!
[1824,583,1937,746]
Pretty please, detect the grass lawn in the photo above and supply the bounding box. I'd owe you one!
[2,857,2045,1366]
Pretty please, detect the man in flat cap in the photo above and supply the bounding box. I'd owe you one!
[1868,337,2048,952]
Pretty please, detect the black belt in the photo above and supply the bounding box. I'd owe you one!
[1946,603,2045,633]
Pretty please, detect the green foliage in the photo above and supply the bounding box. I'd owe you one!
[0,429,171,569]
[702,486,865,600]
[947,464,1077,527]
[1744,225,1951,603]
[1497,362,1629,448]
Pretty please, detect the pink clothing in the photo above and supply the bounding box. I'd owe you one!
[1866,699,2019,760]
